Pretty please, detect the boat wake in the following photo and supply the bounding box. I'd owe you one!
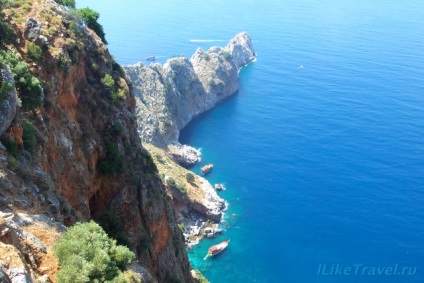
[189,39,226,43]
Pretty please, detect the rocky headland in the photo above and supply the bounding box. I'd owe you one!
[124,33,256,246]
[124,32,256,165]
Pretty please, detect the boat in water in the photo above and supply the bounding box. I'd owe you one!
[207,240,230,257]
[146,55,156,61]
[201,164,213,174]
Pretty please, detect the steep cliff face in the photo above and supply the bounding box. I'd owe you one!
[124,32,256,153]
[0,1,193,282]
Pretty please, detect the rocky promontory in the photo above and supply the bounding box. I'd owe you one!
[124,33,255,246]
[124,32,256,165]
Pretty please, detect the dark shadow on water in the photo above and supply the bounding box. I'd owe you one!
[179,91,240,145]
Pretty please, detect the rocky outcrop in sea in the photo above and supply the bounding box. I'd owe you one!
[124,32,256,165]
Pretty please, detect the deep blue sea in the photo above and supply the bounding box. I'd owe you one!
[79,1,424,282]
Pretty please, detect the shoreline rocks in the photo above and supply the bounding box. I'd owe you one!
[168,143,201,167]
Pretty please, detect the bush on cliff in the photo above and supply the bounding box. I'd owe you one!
[78,7,107,44]
[56,0,75,8]
[22,118,36,153]
[0,50,43,111]
[99,142,124,174]
[53,221,135,283]
[26,43,42,62]
[194,270,210,283]
[0,134,18,157]
[0,0,16,45]
[94,211,132,248]
[185,172,195,183]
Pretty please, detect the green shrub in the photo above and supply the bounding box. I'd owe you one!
[99,142,124,174]
[27,43,42,62]
[136,234,150,255]
[178,223,184,233]
[94,211,131,248]
[0,135,18,157]
[90,62,99,72]
[48,26,57,35]
[223,51,231,60]
[0,81,12,102]
[58,55,70,71]
[0,50,42,110]
[176,182,187,195]
[194,270,210,283]
[53,221,135,283]
[22,119,36,152]
[102,74,115,89]
[69,22,83,38]
[124,271,141,283]
[7,156,18,170]
[0,21,16,45]
[78,7,107,44]
[56,0,75,8]
[0,2,15,44]
[203,53,210,61]
[112,121,124,134]
[21,2,31,12]
[166,177,176,187]
[112,58,125,77]
[185,172,195,183]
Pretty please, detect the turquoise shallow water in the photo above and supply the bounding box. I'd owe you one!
[79,0,424,282]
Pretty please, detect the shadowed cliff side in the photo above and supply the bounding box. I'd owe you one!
[0,0,193,282]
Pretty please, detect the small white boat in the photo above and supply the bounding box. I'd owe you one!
[207,240,230,257]
[201,164,213,174]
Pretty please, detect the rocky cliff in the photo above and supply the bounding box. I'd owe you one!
[0,1,193,282]
[124,32,256,165]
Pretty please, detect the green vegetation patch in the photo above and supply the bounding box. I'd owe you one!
[0,81,12,103]
[99,142,124,174]
[21,118,36,152]
[26,43,42,62]
[223,51,231,60]
[56,0,75,8]
[0,0,16,45]
[185,172,195,183]
[94,211,131,248]
[0,50,43,111]
[0,134,18,157]
[78,7,107,44]
[194,270,210,283]
[53,221,135,283]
